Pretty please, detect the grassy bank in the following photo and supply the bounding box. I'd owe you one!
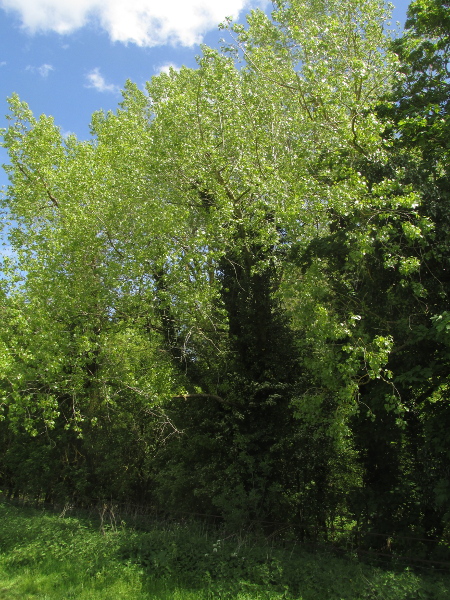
[0,501,449,599]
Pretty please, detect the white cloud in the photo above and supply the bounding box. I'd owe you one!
[25,63,54,77]
[0,61,6,66]
[0,0,269,47]
[1,0,97,34]
[38,63,54,77]
[154,62,179,75]
[60,128,76,139]
[85,67,120,93]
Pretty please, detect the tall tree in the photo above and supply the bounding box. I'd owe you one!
[1,0,401,528]
[297,0,450,539]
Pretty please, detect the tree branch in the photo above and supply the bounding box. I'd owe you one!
[17,163,60,208]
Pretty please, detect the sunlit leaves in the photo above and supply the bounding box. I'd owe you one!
[0,0,400,437]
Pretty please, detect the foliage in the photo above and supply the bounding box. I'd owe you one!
[1,0,450,544]
[286,0,450,537]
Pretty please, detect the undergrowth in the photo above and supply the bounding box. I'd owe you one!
[0,501,449,599]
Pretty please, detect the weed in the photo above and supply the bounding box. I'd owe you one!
[0,501,449,599]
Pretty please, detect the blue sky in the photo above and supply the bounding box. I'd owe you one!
[0,0,412,259]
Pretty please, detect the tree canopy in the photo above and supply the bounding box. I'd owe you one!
[1,0,450,544]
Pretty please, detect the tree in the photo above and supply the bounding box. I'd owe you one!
[296,0,450,540]
[1,0,401,529]
[379,0,450,538]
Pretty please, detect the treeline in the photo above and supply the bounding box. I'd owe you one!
[1,0,449,543]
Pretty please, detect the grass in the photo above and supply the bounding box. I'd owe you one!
[0,500,449,599]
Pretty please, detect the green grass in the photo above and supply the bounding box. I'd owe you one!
[0,501,449,599]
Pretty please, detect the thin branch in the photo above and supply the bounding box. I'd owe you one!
[17,163,60,208]
[96,215,126,259]
[350,113,369,157]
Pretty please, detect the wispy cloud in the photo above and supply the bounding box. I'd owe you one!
[0,0,269,47]
[85,67,120,93]
[38,63,54,77]
[26,63,54,77]
[0,61,6,67]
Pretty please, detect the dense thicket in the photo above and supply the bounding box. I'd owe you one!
[1,0,449,545]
